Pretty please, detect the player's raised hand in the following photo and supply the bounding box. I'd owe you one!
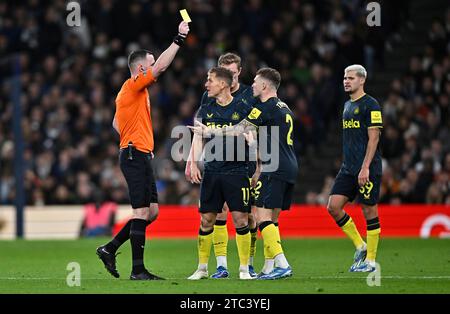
[178,21,190,36]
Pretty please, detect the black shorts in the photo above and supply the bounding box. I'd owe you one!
[119,147,158,209]
[200,173,251,213]
[330,169,381,206]
[254,174,294,210]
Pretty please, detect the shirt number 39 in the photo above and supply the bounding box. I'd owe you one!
[359,181,374,200]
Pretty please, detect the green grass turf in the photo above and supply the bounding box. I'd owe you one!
[0,238,449,294]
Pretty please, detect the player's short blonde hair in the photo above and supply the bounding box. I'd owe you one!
[344,64,367,78]
[218,53,241,68]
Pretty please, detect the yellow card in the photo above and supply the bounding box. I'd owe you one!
[179,9,191,22]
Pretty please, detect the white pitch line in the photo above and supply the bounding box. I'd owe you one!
[0,278,111,280]
[305,276,450,280]
[0,276,450,280]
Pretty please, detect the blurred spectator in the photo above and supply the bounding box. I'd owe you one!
[2,0,445,207]
[79,189,117,237]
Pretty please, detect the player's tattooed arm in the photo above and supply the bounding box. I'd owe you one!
[247,134,261,189]
[232,119,258,136]
[251,160,262,188]
[188,119,257,137]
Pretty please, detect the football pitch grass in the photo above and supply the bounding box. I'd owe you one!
[0,238,449,294]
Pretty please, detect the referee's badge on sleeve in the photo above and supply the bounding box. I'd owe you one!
[248,108,262,120]
[371,111,382,124]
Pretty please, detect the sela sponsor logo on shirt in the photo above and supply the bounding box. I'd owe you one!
[206,122,233,129]
[170,125,280,172]
[342,119,361,129]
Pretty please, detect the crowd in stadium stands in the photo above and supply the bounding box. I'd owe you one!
[2,0,446,207]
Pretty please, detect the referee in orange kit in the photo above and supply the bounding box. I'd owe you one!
[96,20,190,280]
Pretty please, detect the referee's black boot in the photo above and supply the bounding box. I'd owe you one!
[96,245,120,278]
[130,269,165,280]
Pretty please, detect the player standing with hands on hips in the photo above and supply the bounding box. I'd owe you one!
[96,20,190,280]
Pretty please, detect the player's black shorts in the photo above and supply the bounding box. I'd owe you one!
[200,173,251,213]
[254,173,294,210]
[119,147,158,209]
[330,169,381,206]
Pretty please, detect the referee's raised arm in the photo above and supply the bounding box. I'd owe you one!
[151,21,190,78]
[127,21,190,91]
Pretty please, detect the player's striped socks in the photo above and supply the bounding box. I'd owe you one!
[249,227,258,266]
[337,213,365,249]
[130,218,147,274]
[213,220,228,267]
[259,221,283,263]
[236,225,251,269]
[366,217,381,263]
[198,228,214,265]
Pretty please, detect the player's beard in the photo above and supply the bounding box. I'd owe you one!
[345,86,357,95]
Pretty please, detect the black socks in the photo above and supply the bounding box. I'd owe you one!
[130,218,147,274]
